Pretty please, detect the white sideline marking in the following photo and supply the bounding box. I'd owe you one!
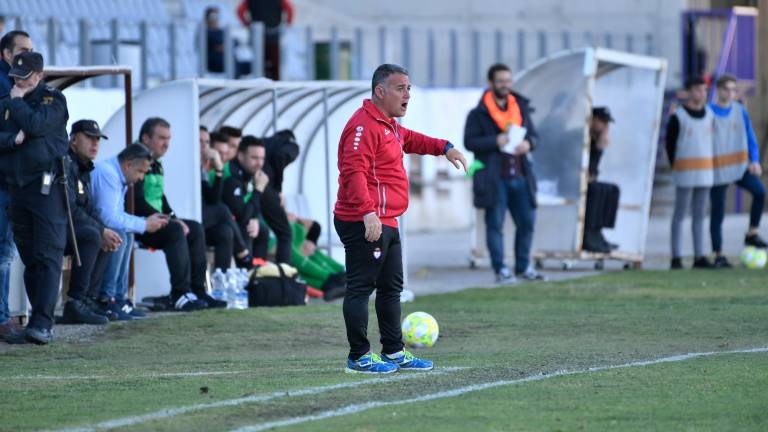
[232,347,768,432]
[6,371,248,380]
[57,367,466,432]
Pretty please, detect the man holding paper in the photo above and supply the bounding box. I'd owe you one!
[465,63,545,283]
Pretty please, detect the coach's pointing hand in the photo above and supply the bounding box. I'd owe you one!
[363,212,382,242]
[446,148,468,173]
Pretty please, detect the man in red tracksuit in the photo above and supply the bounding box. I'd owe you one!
[335,63,467,374]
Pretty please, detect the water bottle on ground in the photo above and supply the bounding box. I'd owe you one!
[225,268,239,309]
[211,268,227,302]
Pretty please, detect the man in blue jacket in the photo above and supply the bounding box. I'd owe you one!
[708,74,766,267]
[0,30,32,340]
[464,63,545,283]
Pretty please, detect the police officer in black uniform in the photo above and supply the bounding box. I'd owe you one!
[0,52,69,344]
[62,120,123,325]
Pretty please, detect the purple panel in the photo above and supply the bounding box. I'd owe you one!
[732,15,756,80]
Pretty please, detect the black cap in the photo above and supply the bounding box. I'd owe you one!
[592,106,615,123]
[71,119,109,140]
[8,51,43,79]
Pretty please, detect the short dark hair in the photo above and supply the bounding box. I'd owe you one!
[238,135,264,154]
[487,63,511,82]
[715,74,737,89]
[219,125,242,139]
[684,75,706,90]
[205,6,219,21]
[0,30,30,55]
[371,63,408,94]
[210,131,229,147]
[200,125,208,133]
[117,143,153,163]
[139,117,170,141]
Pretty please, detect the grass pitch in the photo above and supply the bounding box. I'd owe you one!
[1,269,767,431]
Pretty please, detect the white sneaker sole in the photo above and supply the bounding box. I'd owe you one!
[344,367,399,374]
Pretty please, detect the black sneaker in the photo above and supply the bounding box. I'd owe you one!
[194,291,227,309]
[103,298,133,321]
[118,299,147,318]
[713,256,733,269]
[62,299,109,325]
[692,257,714,269]
[84,297,110,317]
[583,230,610,253]
[670,257,683,269]
[173,293,209,312]
[745,233,768,248]
[25,327,54,345]
[6,327,54,345]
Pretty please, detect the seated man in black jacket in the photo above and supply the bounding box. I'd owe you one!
[222,136,271,261]
[62,120,123,324]
[134,118,224,310]
[200,126,251,269]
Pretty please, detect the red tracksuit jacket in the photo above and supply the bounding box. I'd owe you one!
[334,99,448,227]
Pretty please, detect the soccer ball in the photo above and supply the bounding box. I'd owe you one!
[402,312,439,348]
[740,246,767,269]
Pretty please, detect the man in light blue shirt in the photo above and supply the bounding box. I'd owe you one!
[89,144,171,316]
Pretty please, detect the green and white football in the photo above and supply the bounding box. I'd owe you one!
[402,312,439,348]
[740,246,767,269]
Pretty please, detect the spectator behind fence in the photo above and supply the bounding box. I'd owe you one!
[666,76,715,269]
[464,63,546,284]
[1,52,68,345]
[583,107,621,253]
[0,30,32,339]
[61,120,123,325]
[200,126,252,269]
[222,136,271,261]
[708,74,766,268]
[89,143,167,319]
[238,0,294,79]
[204,6,225,74]
[133,117,224,310]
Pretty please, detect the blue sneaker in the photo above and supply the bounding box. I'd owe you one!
[382,350,434,371]
[345,352,400,374]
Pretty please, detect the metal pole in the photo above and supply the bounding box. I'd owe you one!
[471,30,480,86]
[110,18,119,87]
[79,19,91,68]
[646,33,654,55]
[354,27,364,80]
[13,16,22,30]
[198,21,207,77]
[305,26,314,79]
[494,30,503,63]
[427,29,436,87]
[322,88,332,255]
[517,30,525,72]
[224,26,234,79]
[251,22,265,78]
[538,31,547,59]
[626,34,634,52]
[562,31,571,50]
[402,27,411,72]
[449,29,458,87]
[604,33,613,49]
[169,21,178,80]
[330,26,339,80]
[379,27,387,64]
[47,18,57,66]
[271,88,278,134]
[140,21,148,89]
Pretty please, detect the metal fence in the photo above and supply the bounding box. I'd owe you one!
[4,15,658,89]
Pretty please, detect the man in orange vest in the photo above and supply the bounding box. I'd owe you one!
[465,63,545,283]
